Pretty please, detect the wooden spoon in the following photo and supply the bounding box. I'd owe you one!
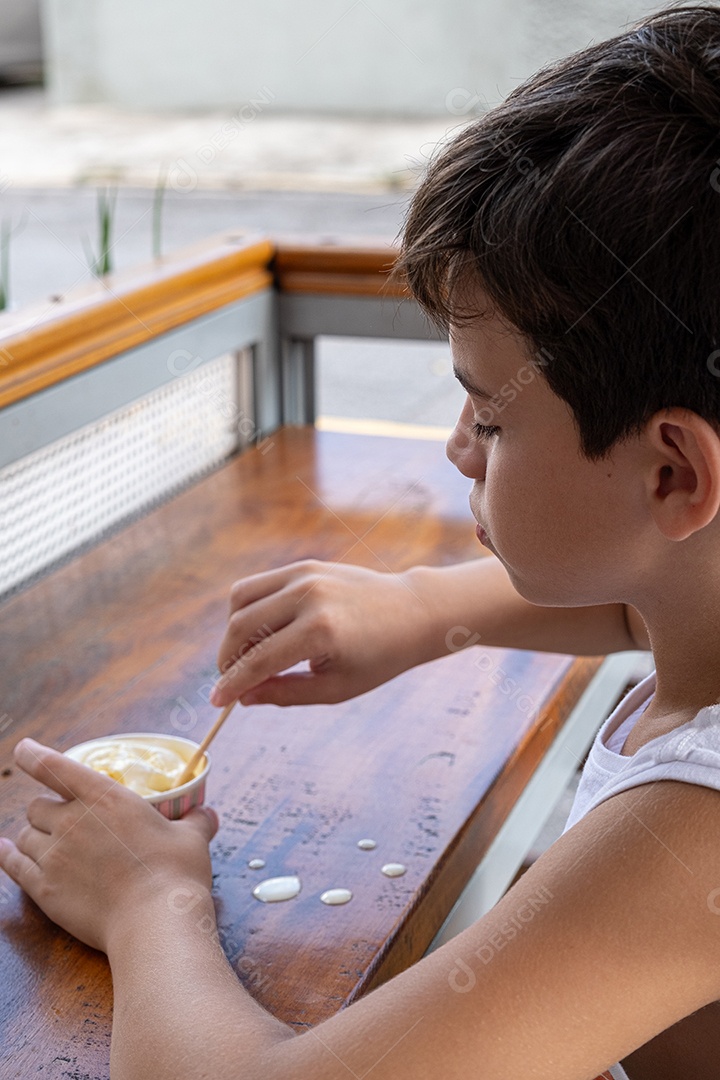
[176,700,237,787]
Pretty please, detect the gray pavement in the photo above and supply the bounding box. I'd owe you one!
[0,185,408,303]
[0,86,458,193]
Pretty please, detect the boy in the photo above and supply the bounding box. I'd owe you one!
[3,5,720,1077]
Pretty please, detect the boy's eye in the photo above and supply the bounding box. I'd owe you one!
[471,422,500,441]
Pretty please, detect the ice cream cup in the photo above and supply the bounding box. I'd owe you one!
[64,732,211,821]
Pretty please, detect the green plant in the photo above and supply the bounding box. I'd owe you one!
[0,219,11,311]
[0,212,28,311]
[83,187,118,277]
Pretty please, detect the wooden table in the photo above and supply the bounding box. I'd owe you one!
[0,427,602,1079]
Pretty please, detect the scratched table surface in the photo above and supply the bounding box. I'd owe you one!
[0,427,602,1079]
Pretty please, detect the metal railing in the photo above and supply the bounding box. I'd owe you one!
[0,232,444,598]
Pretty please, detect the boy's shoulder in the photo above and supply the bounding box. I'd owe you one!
[421,773,720,1079]
[565,673,720,831]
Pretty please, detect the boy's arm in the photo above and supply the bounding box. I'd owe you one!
[405,558,647,659]
[26,754,716,1080]
[105,786,720,1080]
[212,557,647,708]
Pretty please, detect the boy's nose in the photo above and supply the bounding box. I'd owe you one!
[446,400,485,480]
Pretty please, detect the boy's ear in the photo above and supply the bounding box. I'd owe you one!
[644,409,720,541]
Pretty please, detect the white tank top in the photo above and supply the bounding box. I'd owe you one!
[562,669,720,1080]
[563,670,720,833]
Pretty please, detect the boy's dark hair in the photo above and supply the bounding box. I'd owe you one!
[397,4,720,461]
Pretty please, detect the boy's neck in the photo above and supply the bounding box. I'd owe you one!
[631,585,720,723]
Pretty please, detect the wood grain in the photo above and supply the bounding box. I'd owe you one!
[0,428,603,1079]
[273,238,405,296]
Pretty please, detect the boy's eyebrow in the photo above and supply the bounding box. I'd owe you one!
[452,366,496,401]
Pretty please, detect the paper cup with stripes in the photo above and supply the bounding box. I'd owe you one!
[64,733,211,820]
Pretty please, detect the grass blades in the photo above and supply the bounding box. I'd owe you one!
[0,212,29,311]
[83,186,118,277]
[0,219,10,311]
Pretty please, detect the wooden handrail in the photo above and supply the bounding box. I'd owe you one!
[272,235,406,297]
[0,232,273,410]
[0,232,410,412]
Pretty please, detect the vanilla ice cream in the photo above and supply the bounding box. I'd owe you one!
[66,736,197,796]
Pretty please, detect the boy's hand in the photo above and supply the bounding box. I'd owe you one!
[0,739,218,954]
[212,560,434,708]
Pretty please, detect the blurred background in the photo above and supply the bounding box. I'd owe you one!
[0,0,663,431]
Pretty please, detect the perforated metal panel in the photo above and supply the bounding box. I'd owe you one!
[0,352,247,600]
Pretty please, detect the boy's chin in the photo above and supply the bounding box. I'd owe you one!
[503,567,589,609]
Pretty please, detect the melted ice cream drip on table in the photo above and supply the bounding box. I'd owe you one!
[252,876,302,903]
[380,863,407,877]
[320,888,353,905]
[248,838,407,904]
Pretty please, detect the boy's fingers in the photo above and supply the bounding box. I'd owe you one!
[16,823,54,865]
[241,671,338,707]
[182,805,219,841]
[0,837,39,886]
[13,739,113,803]
[221,592,290,661]
[216,625,288,697]
[26,794,67,834]
[214,631,309,706]
[228,564,299,612]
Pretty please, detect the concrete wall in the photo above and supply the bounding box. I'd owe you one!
[42,0,661,115]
